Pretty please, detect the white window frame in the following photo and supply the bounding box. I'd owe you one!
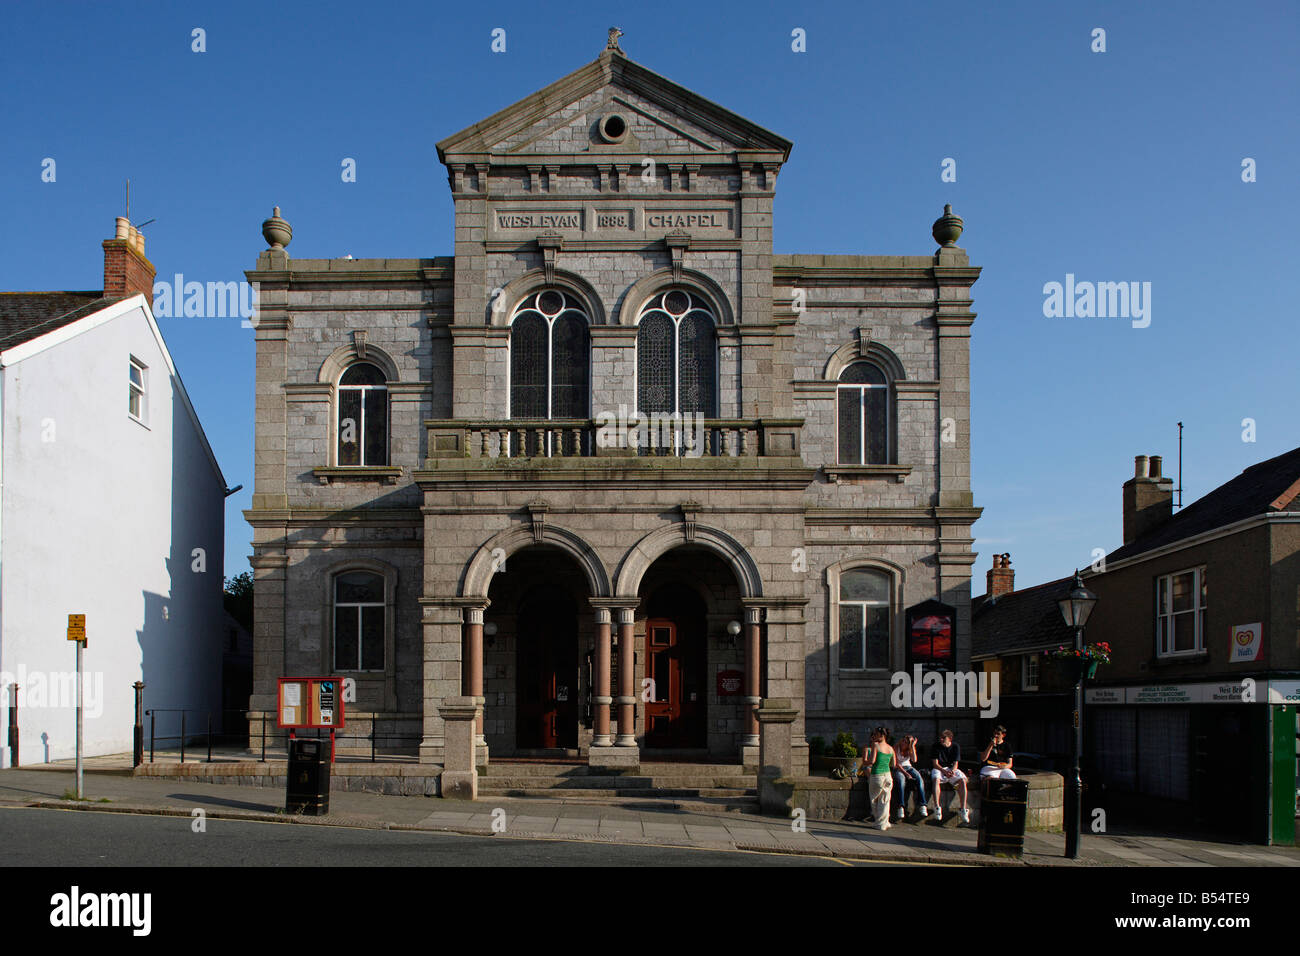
[836,567,893,672]
[128,357,148,424]
[1155,566,1207,658]
[1022,653,1040,691]
[835,363,891,465]
[336,365,388,467]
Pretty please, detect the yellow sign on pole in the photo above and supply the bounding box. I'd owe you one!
[67,614,86,644]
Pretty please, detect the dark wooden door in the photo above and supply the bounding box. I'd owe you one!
[517,595,577,749]
[644,619,704,748]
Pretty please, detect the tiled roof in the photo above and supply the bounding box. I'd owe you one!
[1105,445,1300,563]
[0,292,123,352]
[972,575,1075,659]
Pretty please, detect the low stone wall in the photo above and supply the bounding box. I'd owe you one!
[762,770,1063,831]
[133,761,442,795]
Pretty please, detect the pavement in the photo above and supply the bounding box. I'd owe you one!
[3,760,1298,867]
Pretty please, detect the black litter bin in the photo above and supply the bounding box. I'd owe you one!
[977,776,1028,858]
[287,738,330,815]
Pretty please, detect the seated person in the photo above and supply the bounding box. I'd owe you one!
[979,726,1016,779]
[929,729,969,823]
[892,732,928,820]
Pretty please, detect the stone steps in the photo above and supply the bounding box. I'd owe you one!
[476,788,757,809]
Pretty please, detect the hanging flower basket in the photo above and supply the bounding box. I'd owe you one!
[1044,642,1110,680]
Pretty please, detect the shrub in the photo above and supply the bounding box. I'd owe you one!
[830,731,859,759]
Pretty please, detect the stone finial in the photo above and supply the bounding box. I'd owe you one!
[931,203,963,247]
[606,27,624,52]
[261,206,292,250]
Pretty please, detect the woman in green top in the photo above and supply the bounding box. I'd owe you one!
[860,727,899,830]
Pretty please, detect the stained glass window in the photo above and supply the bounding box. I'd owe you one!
[635,291,718,417]
[509,291,590,423]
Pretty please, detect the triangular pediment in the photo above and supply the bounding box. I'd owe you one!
[436,49,791,163]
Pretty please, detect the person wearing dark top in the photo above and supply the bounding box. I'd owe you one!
[929,729,969,823]
[979,726,1016,779]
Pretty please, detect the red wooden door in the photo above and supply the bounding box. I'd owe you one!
[645,618,705,748]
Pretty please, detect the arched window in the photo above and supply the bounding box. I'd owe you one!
[509,290,590,419]
[636,290,717,417]
[333,571,385,671]
[838,567,891,670]
[837,361,890,464]
[337,363,388,466]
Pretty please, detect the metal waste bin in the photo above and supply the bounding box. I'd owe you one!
[977,776,1028,857]
[287,737,330,815]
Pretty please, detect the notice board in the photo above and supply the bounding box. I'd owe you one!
[277,677,345,729]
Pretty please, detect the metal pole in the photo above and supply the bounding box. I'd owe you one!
[1066,623,1084,859]
[207,713,212,762]
[7,683,19,767]
[132,682,145,768]
[75,639,83,799]
[180,712,186,764]
[149,710,155,763]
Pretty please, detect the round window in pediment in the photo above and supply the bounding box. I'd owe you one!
[598,113,628,143]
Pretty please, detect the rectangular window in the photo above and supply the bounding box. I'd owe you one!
[1022,653,1039,691]
[1156,567,1206,657]
[128,358,146,422]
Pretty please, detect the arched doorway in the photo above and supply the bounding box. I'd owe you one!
[516,587,579,749]
[644,583,708,749]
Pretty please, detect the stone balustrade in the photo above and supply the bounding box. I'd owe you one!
[425,417,803,462]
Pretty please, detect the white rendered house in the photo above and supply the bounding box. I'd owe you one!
[0,221,226,766]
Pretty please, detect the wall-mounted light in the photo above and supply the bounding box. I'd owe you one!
[725,619,741,649]
[484,621,498,647]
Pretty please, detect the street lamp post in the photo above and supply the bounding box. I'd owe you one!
[1057,570,1098,860]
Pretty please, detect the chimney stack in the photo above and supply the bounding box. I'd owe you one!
[103,216,156,306]
[986,553,1014,599]
[1123,453,1174,545]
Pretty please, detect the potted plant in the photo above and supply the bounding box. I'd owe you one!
[809,731,862,776]
[1044,641,1111,680]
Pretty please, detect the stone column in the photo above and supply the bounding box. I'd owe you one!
[439,697,481,800]
[463,605,488,766]
[592,606,612,746]
[590,601,637,768]
[743,605,762,745]
[615,606,637,747]
[756,697,799,815]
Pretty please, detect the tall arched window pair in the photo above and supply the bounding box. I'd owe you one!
[508,288,718,422]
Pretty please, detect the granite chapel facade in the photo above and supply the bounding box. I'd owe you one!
[245,35,982,775]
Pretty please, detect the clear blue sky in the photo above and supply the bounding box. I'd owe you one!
[2,0,1296,589]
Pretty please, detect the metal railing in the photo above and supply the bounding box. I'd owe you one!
[139,708,421,765]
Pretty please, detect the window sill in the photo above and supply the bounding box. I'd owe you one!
[313,467,402,485]
[1152,650,1209,667]
[824,464,911,483]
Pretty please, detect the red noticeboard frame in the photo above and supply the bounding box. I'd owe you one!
[277,677,346,762]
